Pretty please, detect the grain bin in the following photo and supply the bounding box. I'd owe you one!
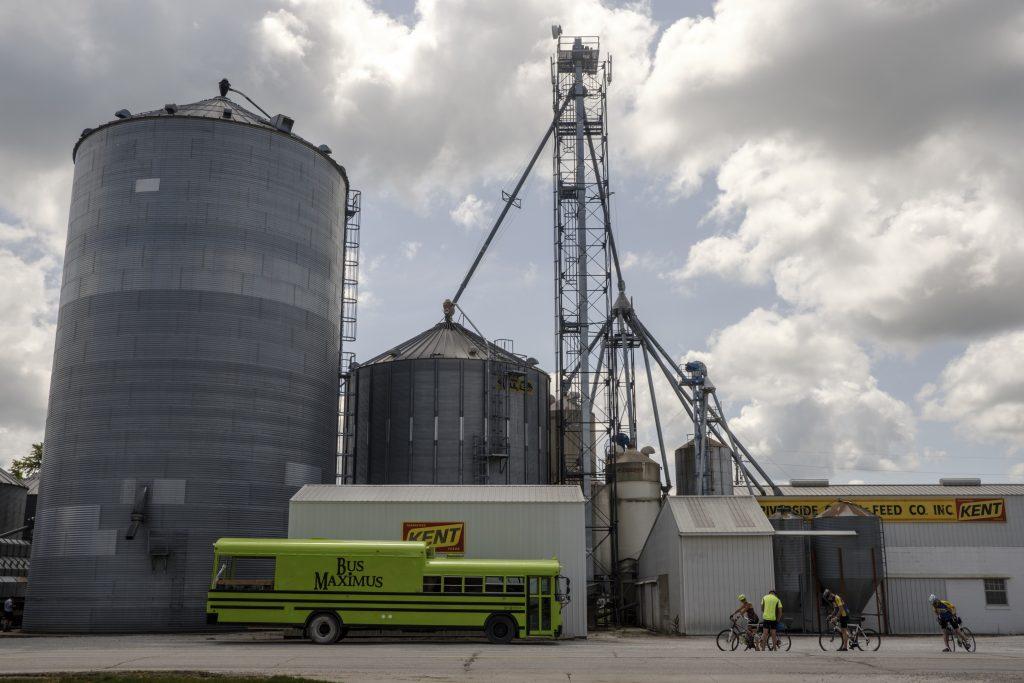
[812,501,883,617]
[26,89,349,631]
[769,509,814,631]
[345,315,550,484]
[674,439,734,496]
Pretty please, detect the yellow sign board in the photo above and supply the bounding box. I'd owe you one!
[757,497,1006,523]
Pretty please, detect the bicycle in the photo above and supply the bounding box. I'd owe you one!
[819,615,881,651]
[716,616,792,652]
[941,620,976,652]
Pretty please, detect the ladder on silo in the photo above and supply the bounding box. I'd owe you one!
[337,189,362,484]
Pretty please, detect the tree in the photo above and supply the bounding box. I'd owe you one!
[10,442,42,480]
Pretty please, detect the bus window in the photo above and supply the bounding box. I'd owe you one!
[541,577,551,595]
[485,576,504,593]
[423,576,441,593]
[506,577,525,594]
[214,556,274,591]
[528,577,538,594]
[464,577,483,593]
[443,576,462,593]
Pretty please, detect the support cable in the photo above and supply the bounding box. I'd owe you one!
[452,96,572,305]
[585,127,624,292]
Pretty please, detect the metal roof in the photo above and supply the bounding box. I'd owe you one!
[0,468,26,488]
[292,485,585,504]
[769,484,1024,497]
[667,496,774,535]
[22,473,38,495]
[72,94,347,182]
[361,321,530,366]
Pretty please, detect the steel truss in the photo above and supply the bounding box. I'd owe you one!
[338,189,361,484]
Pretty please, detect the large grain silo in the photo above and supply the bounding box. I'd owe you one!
[26,87,350,631]
[343,315,550,485]
[812,501,884,617]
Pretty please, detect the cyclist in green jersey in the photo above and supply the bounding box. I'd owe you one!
[760,590,783,651]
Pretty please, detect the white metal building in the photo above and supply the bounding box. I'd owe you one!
[637,496,775,635]
[760,483,1024,635]
[288,485,587,637]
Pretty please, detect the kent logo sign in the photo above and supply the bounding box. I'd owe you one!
[956,498,1006,522]
[403,522,465,553]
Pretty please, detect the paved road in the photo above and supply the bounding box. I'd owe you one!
[1,630,1023,682]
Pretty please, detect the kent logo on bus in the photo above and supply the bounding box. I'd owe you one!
[403,522,465,553]
[956,498,1006,521]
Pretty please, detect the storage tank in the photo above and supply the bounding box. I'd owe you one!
[347,315,550,484]
[769,509,813,632]
[610,446,662,561]
[812,501,883,617]
[674,438,734,495]
[0,468,28,536]
[26,88,348,632]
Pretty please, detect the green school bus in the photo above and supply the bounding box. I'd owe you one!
[205,538,570,644]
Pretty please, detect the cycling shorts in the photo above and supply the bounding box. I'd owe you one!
[938,613,959,626]
[762,619,777,630]
[838,615,849,628]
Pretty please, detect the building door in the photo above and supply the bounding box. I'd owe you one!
[527,576,554,636]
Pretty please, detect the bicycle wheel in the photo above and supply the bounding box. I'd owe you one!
[860,628,881,651]
[716,629,739,651]
[819,630,842,651]
[959,627,976,652]
[772,632,792,652]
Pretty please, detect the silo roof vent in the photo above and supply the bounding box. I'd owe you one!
[940,477,981,486]
[790,479,830,487]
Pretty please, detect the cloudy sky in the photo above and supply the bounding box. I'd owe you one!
[1,0,1023,485]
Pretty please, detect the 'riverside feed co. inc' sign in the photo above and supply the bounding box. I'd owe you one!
[757,497,1006,522]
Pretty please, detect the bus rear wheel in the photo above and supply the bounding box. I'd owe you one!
[485,614,516,644]
[307,612,343,645]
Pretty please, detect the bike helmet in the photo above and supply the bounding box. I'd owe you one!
[822,589,832,599]
[737,594,746,602]
[929,594,938,604]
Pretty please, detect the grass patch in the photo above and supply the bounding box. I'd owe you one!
[1,674,326,683]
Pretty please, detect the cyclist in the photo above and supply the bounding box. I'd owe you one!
[730,594,760,650]
[822,589,851,651]
[760,589,783,651]
[930,594,963,652]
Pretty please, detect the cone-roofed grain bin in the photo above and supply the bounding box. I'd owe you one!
[26,88,349,631]
[812,501,883,617]
[344,313,550,485]
[769,508,814,631]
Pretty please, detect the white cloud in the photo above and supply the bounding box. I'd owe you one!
[450,194,494,231]
[402,240,422,260]
[258,9,311,59]
[686,309,918,477]
[1011,462,1024,480]
[919,330,1024,447]
[630,0,1024,344]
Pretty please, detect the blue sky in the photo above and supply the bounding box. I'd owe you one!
[1,0,1022,485]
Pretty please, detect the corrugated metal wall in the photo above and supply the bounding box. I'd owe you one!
[352,359,549,484]
[884,577,947,634]
[679,536,775,635]
[26,117,346,632]
[0,482,27,535]
[288,498,586,637]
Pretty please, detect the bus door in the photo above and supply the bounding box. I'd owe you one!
[526,575,554,635]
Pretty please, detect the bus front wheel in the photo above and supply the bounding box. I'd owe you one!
[307,612,343,645]
[485,614,516,645]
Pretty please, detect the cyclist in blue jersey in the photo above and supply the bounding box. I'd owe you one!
[930,594,963,652]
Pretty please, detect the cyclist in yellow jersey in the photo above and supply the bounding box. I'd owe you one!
[822,589,850,651]
[930,594,962,652]
[760,590,783,651]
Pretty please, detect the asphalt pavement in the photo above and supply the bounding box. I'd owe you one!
[1,630,1023,682]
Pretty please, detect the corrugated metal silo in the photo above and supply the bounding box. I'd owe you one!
[674,439,734,496]
[769,509,813,631]
[0,468,28,536]
[26,91,349,631]
[346,319,550,484]
[812,501,883,617]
